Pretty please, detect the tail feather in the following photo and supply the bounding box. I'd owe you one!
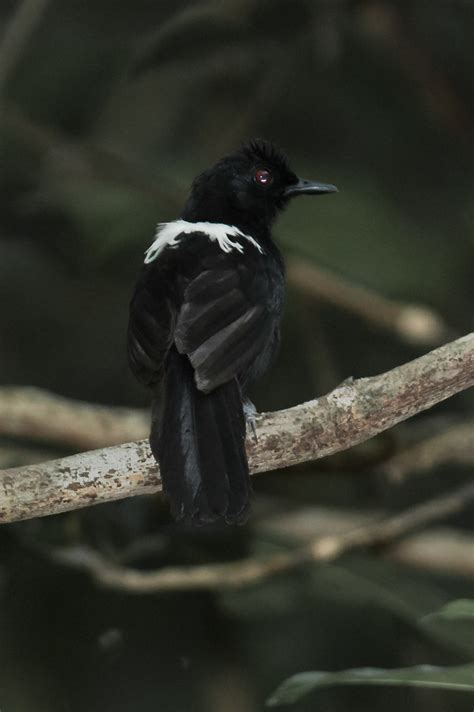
[150,348,251,524]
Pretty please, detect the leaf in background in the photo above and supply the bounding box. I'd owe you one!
[423,599,474,622]
[266,663,474,706]
[324,562,474,659]
[421,599,474,657]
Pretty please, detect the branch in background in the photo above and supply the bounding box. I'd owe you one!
[381,420,474,482]
[0,291,454,452]
[260,506,474,578]
[0,443,59,469]
[287,257,450,347]
[0,386,148,450]
[46,481,474,592]
[0,333,472,524]
[389,529,474,577]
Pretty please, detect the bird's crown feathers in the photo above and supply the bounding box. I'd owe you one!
[240,138,290,173]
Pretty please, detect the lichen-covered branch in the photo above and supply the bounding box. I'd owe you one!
[0,333,472,524]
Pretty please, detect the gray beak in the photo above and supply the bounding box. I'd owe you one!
[284,178,338,198]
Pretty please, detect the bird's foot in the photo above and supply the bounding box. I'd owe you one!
[243,399,261,443]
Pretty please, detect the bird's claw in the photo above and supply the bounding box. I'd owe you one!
[243,399,261,443]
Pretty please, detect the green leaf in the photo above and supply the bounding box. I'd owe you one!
[422,599,474,623]
[421,599,474,657]
[266,663,474,707]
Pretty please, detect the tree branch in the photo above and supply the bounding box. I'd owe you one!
[45,481,474,592]
[381,420,474,482]
[0,386,148,449]
[0,333,472,524]
[260,506,474,577]
[287,257,450,347]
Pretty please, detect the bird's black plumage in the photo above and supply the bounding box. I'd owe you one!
[127,139,337,524]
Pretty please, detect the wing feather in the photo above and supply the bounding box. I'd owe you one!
[128,229,280,393]
[175,287,246,354]
[188,305,268,392]
[174,256,275,392]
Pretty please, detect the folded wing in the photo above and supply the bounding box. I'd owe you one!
[174,256,275,393]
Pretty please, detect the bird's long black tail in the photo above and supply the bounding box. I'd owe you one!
[150,348,251,525]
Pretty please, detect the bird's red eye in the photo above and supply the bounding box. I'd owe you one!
[254,168,273,185]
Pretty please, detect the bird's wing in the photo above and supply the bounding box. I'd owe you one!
[173,247,277,393]
[128,230,280,392]
[127,270,173,387]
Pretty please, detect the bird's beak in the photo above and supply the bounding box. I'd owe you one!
[284,178,338,198]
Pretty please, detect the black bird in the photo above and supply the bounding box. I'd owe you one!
[127,140,337,525]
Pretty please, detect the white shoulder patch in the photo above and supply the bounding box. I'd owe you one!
[144,219,264,264]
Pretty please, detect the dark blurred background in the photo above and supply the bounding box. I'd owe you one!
[0,1,473,711]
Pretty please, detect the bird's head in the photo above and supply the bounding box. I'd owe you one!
[181,139,337,233]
